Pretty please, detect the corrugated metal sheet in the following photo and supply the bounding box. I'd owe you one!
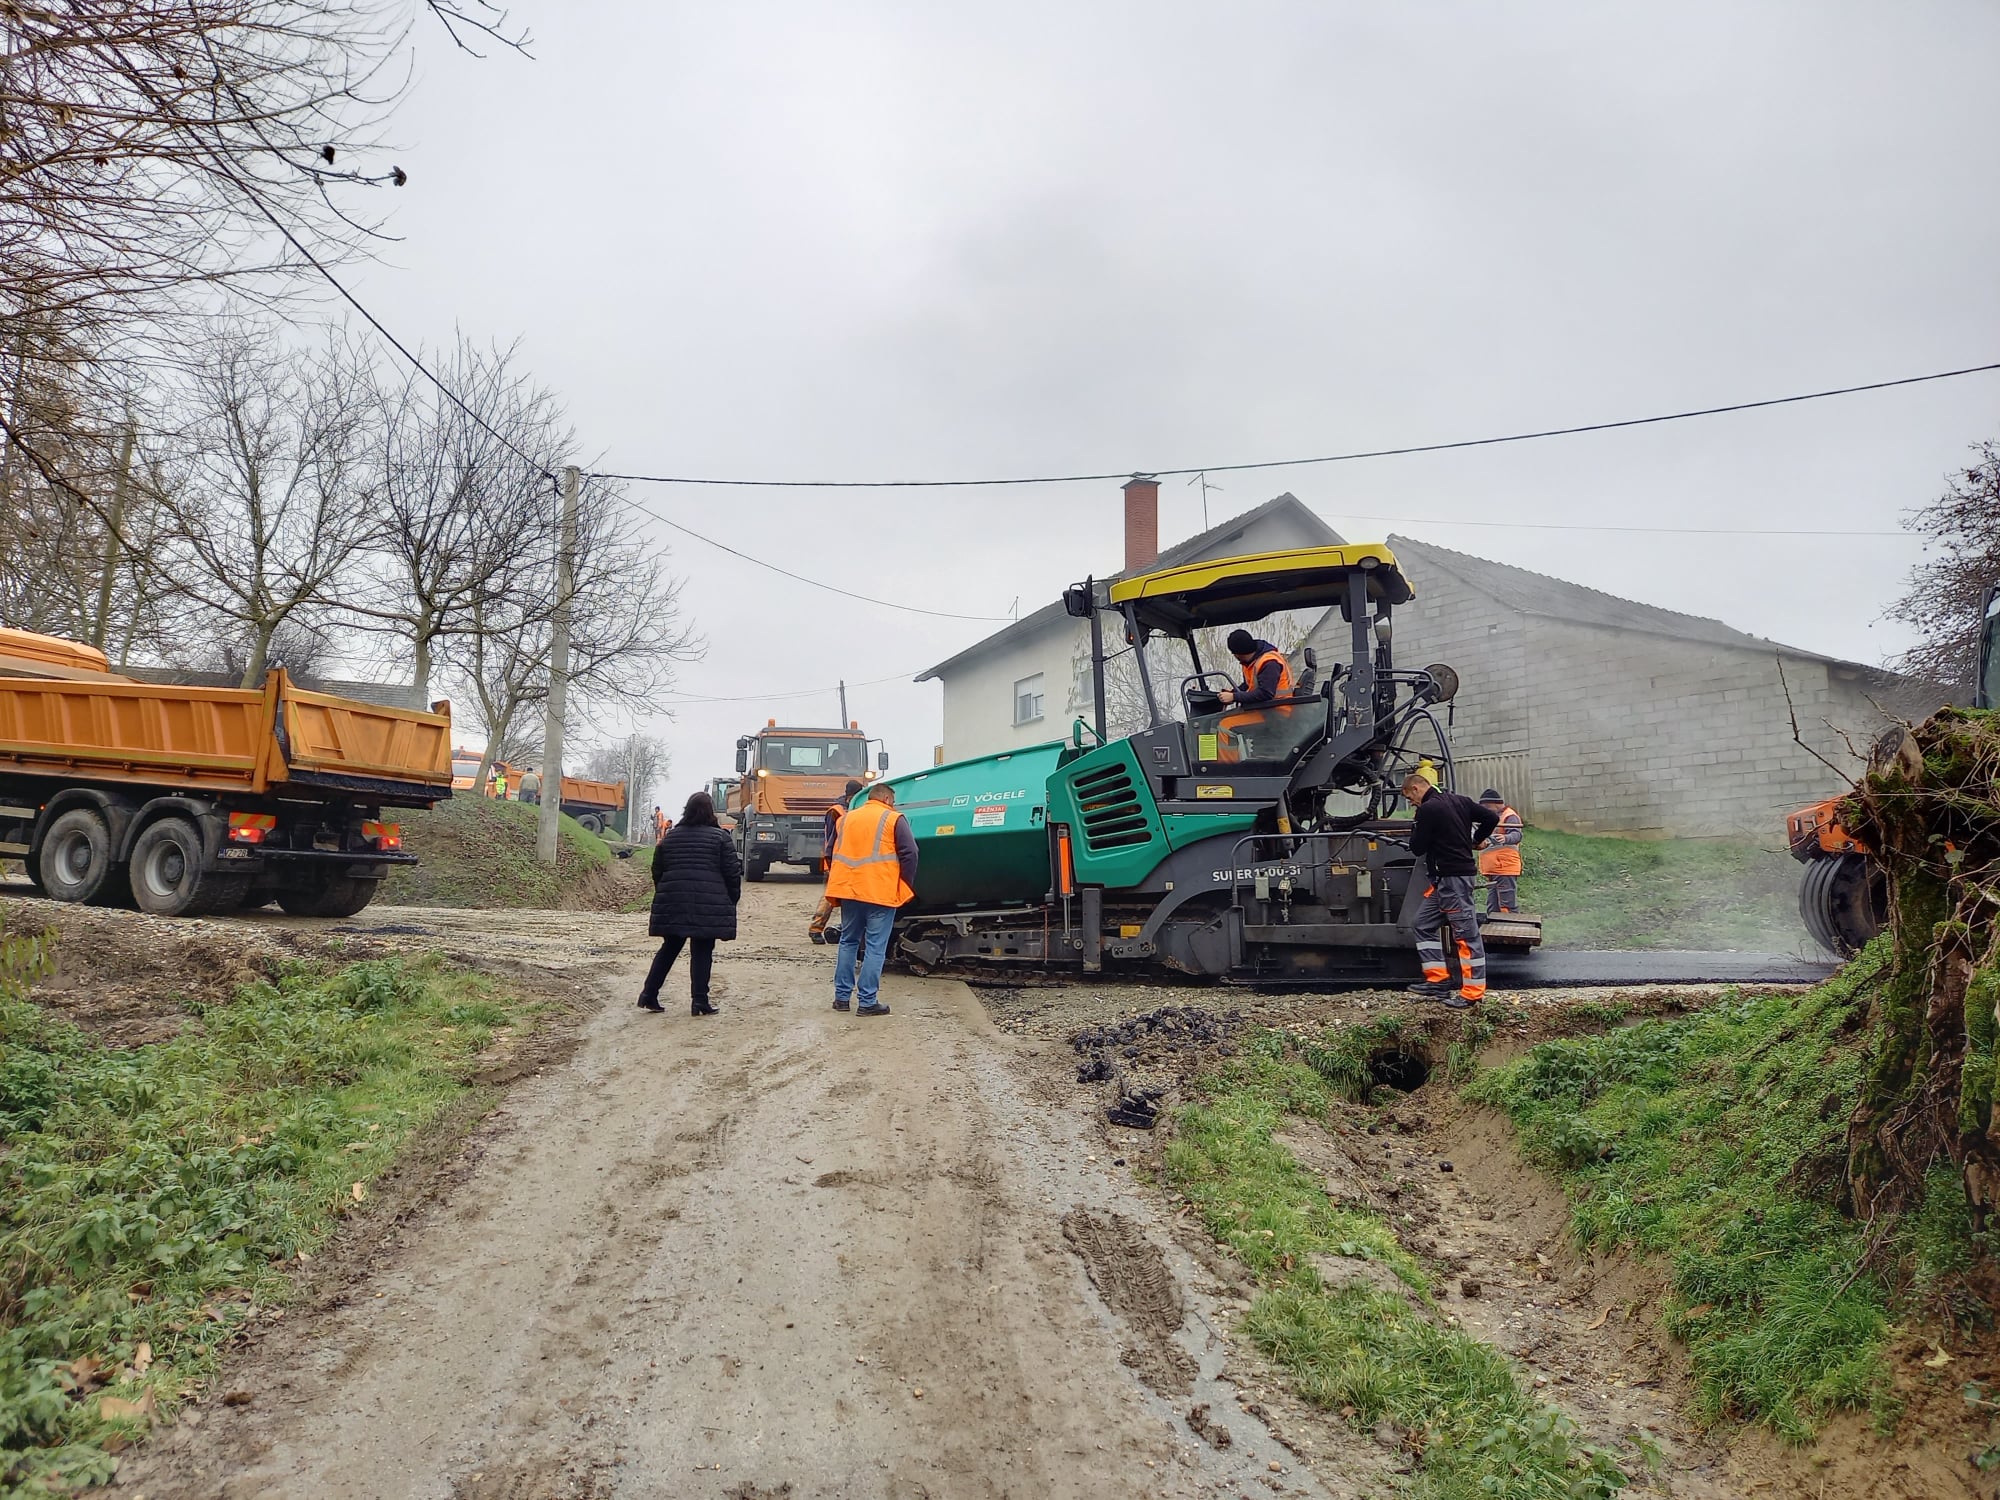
[1453,751,1532,818]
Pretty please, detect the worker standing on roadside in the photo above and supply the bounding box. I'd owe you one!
[1214,628,1293,759]
[809,778,867,945]
[652,805,668,839]
[516,767,542,806]
[825,782,917,1017]
[1476,788,1524,915]
[489,765,508,801]
[1403,768,1498,1009]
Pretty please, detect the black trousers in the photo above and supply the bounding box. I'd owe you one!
[641,935,714,1004]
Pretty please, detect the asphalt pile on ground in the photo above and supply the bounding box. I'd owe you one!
[1070,1004,1241,1128]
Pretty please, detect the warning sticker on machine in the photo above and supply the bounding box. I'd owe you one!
[934,824,956,836]
[972,804,1008,828]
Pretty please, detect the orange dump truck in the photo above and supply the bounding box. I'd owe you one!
[0,627,453,918]
[447,750,626,836]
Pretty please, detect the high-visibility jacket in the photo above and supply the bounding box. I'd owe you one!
[825,799,914,908]
[822,801,847,863]
[490,772,507,799]
[1478,805,1524,876]
[1239,648,1294,706]
[1217,649,1296,761]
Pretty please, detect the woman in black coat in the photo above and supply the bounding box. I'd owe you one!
[638,790,742,1016]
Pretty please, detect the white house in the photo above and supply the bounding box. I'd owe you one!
[916,483,1340,761]
[920,484,1943,837]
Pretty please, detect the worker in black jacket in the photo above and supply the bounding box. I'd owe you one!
[1402,769,1499,1008]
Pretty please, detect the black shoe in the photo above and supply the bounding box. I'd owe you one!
[691,1001,718,1016]
[809,929,827,945]
[832,999,850,1012]
[1440,996,1476,1011]
[637,998,665,1013]
[856,1002,891,1017]
[1405,982,1453,1000]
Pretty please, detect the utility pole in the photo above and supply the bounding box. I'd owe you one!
[536,466,579,866]
[838,679,849,726]
[90,418,136,651]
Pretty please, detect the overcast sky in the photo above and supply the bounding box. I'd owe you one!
[350,1,2000,806]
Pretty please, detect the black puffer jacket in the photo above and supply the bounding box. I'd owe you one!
[648,824,742,940]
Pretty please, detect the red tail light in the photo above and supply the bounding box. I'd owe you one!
[228,812,277,844]
[362,820,402,852]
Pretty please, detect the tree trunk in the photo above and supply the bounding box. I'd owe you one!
[1843,711,2000,1226]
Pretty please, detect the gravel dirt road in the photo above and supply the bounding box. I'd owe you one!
[116,878,1344,1500]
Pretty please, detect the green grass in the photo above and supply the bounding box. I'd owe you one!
[1164,1032,1634,1499]
[0,923,549,1495]
[1466,945,1939,1442]
[1517,828,1801,950]
[377,796,618,908]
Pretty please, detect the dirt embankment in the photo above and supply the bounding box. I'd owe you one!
[1037,982,1991,1500]
[376,797,647,911]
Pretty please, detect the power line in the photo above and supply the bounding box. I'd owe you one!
[198,134,556,481]
[1333,512,1909,539]
[660,666,924,704]
[614,498,1010,622]
[586,358,2000,491]
[219,168,1966,583]
[215,176,1013,621]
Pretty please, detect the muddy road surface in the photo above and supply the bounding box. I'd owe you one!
[119,879,1334,1500]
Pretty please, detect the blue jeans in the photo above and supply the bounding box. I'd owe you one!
[834,900,897,1007]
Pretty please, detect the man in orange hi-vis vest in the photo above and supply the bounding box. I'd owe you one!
[809,778,866,945]
[824,782,918,1017]
[1214,628,1294,761]
[1476,789,1524,914]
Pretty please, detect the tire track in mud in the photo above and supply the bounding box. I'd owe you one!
[1061,1208,1199,1398]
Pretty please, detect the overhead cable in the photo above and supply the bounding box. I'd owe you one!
[660,666,927,704]
[586,359,2000,491]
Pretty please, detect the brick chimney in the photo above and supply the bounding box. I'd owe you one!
[1122,476,1159,574]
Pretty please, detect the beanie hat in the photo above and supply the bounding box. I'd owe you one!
[1479,788,1504,803]
[1225,629,1256,655]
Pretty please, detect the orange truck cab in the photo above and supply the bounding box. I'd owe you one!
[731,720,886,881]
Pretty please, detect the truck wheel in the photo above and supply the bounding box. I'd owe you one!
[1800,853,1885,957]
[129,818,247,917]
[746,855,767,882]
[275,877,379,918]
[40,808,119,904]
[577,812,604,835]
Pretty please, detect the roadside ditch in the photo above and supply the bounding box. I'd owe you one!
[1002,980,1993,1500]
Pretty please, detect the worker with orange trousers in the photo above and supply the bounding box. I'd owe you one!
[808,778,866,944]
[825,781,918,1017]
[1214,628,1293,760]
[1403,767,1497,1009]
[1476,789,1524,914]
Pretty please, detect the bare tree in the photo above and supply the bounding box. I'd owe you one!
[151,321,380,686]
[582,732,668,817]
[0,2,528,348]
[447,589,547,785]
[0,323,206,659]
[1889,441,2000,693]
[356,336,561,698]
[562,475,703,716]
[439,474,700,788]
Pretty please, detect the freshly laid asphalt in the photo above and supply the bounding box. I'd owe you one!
[1486,948,1840,987]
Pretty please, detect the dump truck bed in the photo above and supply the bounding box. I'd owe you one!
[560,776,625,811]
[0,668,452,804]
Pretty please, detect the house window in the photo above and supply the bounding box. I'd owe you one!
[1014,673,1045,725]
